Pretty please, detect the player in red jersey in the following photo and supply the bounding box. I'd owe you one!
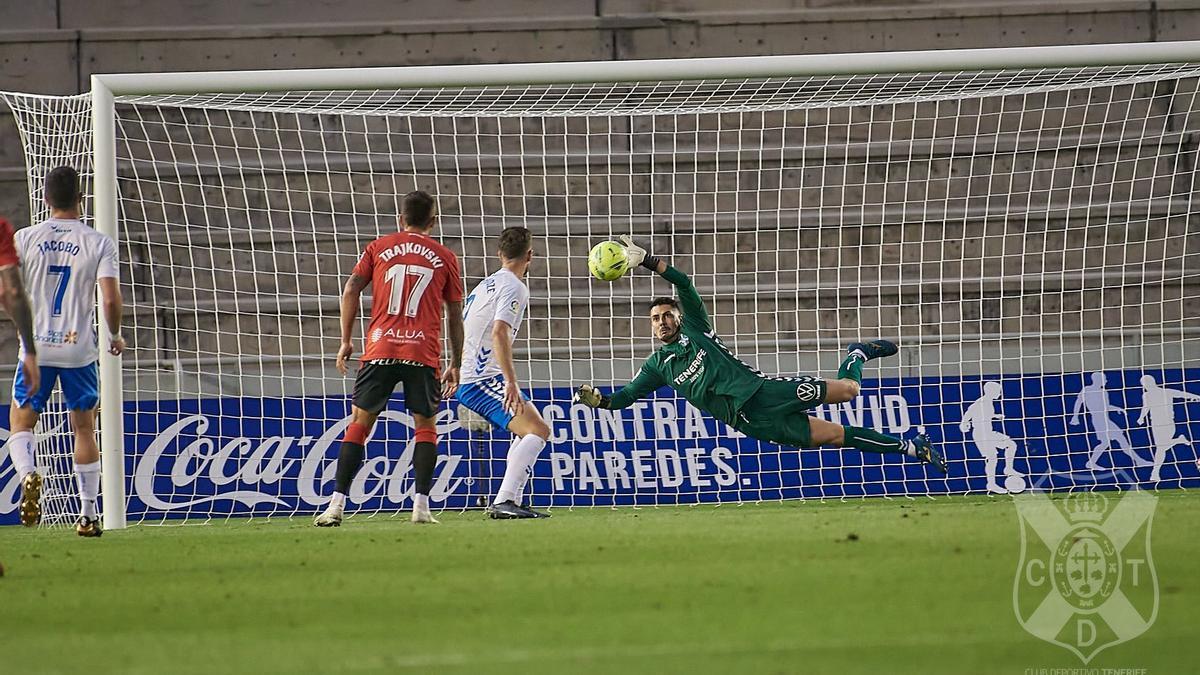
[315,191,465,527]
[1,215,41,528]
[0,216,38,399]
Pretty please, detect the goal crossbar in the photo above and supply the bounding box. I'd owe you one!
[93,40,1200,95]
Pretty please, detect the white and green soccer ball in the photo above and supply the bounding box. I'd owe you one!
[588,240,629,282]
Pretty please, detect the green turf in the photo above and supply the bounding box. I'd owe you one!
[1,492,1196,674]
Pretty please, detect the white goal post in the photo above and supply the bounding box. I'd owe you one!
[3,40,1199,529]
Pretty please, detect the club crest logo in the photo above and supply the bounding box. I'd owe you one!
[1013,489,1158,663]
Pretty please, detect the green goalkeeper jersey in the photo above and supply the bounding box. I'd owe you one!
[607,266,766,426]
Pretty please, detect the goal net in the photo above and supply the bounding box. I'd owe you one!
[2,49,1199,526]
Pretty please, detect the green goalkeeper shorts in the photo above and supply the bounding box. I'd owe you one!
[732,376,827,449]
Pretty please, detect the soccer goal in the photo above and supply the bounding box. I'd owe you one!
[2,41,1199,529]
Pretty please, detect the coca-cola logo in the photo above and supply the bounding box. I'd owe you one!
[132,408,466,511]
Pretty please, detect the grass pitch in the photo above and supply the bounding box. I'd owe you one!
[1,492,1196,674]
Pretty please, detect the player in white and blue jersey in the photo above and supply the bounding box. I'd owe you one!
[455,227,552,519]
[6,166,125,537]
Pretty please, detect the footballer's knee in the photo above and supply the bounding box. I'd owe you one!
[531,419,551,440]
[69,408,97,435]
[351,406,380,430]
[524,412,551,439]
[807,417,845,447]
[823,379,860,404]
[510,410,551,440]
[10,403,38,433]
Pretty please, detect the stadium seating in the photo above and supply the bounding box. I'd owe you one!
[1,1,1199,399]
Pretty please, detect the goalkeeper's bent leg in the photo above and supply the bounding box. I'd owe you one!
[843,426,917,456]
[812,418,945,473]
[809,417,916,457]
[825,351,867,403]
[832,340,899,400]
[836,352,864,384]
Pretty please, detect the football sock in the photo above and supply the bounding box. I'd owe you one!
[837,352,865,384]
[844,426,910,455]
[413,441,437,496]
[513,462,534,506]
[329,492,346,513]
[75,460,101,519]
[497,435,546,505]
[333,442,366,495]
[520,436,548,504]
[413,493,430,513]
[6,430,36,479]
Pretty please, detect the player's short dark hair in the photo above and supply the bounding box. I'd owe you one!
[45,166,82,210]
[401,190,436,229]
[649,297,679,313]
[498,226,532,260]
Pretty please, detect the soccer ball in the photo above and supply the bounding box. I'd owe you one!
[1004,474,1027,494]
[588,240,629,282]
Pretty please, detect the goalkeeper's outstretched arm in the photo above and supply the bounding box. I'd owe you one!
[620,235,711,331]
[575,366,664,410]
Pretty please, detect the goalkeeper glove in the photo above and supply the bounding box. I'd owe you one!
[619,235,661,272]
[573,384,610,409]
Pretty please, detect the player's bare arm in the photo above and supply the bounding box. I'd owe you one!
[99,276,125,356]
[0,264,36,353]
[443,299,464,397]
[336,273,369,375]
[0,263,39,392]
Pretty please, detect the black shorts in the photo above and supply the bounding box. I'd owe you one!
[352,360,440,417]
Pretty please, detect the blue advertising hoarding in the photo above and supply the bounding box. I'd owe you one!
[1,369,1198,524]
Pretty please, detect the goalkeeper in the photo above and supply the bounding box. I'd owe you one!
[574,237,946,473]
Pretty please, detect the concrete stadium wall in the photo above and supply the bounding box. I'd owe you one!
[1,0,1199,401]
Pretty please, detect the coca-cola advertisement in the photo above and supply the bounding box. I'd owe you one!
[2,372,1198,524]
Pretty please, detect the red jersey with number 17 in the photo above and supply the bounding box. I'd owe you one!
[352,230,463,368]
